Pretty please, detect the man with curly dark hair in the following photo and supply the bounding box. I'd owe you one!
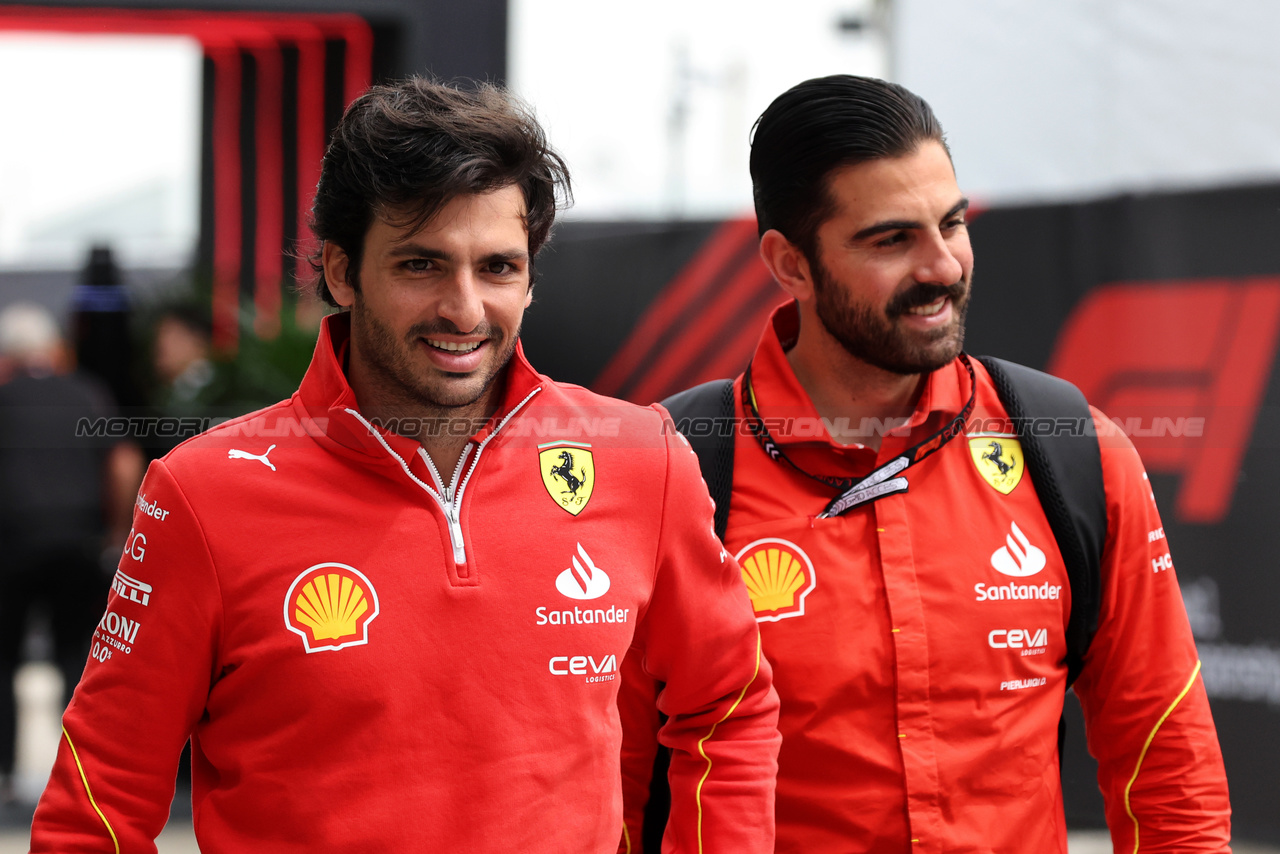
[32,78,779,854]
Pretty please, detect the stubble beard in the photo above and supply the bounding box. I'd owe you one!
[811,257,971,376]
[351,298,521,421]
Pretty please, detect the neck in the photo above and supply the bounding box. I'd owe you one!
[786,318,926,452]
[414,400,494,487]
[348,362,504,485]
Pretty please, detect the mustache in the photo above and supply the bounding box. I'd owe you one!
[886,280,968,317]
[408,320,501,340]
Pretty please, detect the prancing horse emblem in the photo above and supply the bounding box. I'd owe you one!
[968,435,1024,495]
[538,442,595,516]
[981,440,1014,476]
[550,451,584,495]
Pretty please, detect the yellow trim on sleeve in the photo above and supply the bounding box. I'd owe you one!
[621,821,632,854]
[694,632,764,854]
[1123,660,1202,854]
[61,725,120,854]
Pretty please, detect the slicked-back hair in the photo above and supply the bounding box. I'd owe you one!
[750,74,946,259]
[308,77,571,306]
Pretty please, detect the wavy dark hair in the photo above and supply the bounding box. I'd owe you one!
[307,77,571,306]
[750,74,946,259]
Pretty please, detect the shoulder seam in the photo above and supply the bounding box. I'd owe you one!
[163,397,297,458]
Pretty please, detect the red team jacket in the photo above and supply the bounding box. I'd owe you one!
[621,303,1231,853]
[32,314,779,853]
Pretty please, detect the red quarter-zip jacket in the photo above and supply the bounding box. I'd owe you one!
[32,313,779,853]
[621,303,1230,853]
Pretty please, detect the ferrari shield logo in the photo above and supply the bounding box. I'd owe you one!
[969,435,1024,494]
[539,442,595,515]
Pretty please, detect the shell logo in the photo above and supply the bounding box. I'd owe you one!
[284,563,380,654]
[735,538,817,623]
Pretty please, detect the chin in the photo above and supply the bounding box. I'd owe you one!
[420,385,487,409]
[876,335,965,376]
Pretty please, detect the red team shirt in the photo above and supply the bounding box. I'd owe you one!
[622,303,1230,853]
[32,314,779,854]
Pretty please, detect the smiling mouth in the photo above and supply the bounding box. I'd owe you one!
[905,297,949,317]
[426,339,483,353]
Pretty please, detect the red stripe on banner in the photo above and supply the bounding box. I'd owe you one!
[594,218,760,397]
[689,275,785,385]
[636,267,782,400]
[0,7,374,344]
[314,15,374,105]
[294,28,326,291]
[251,43,284,339]
[1181,280,1280,521]
[1048,277,1280,524]
[624,242,777,405]
[209,46,242,353]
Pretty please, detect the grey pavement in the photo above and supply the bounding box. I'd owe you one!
[1,826,1277,853]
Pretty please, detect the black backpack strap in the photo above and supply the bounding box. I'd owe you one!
[634,379,735,853]
[977,356,1107,687]
[660,379,737,540]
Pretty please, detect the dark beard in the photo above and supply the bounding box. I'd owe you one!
[353,306,520,416]
[812,259,970,376]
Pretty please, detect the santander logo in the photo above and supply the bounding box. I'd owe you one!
[555,544,611,600]
[991,521,1047,577]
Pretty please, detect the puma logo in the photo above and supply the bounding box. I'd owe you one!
[228,444,277,471]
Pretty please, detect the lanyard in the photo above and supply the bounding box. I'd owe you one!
[742,353,977,518]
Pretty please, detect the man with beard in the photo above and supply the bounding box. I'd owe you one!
[619,75,1229,853]
[31,78,779,853]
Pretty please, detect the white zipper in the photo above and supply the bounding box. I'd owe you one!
[344,385,541,566]
[416,444,473,564]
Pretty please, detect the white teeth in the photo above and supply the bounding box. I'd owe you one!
[907,298,947,317]
[427,339,481,352]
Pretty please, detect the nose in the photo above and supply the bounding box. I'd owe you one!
[914,229,967,286]
[436,271,486,333]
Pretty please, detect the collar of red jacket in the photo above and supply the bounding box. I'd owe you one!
[749,301,968,452]
[295,311,545,458]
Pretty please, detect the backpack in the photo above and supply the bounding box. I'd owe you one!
[642,357,1107,851]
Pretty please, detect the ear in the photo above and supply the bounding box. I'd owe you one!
[322,242,357,308]
[759,229,815,303]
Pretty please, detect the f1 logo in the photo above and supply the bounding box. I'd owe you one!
[1048,279,1280,523]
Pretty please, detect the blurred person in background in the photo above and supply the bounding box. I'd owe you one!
[71,245,142,411]
[0,302,142,803]
[152,305,216,411]
[621,74,1231,853]
[148,304,229,458]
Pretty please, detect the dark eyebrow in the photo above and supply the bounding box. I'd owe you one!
[850,197,971,243]
[481,250,530,266]
[384,246,530,266]
[386,244,454,263]
[946,198,971,220]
